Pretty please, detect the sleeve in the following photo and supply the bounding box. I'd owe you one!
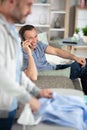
[38,41,48,53]
[21,72,41,98]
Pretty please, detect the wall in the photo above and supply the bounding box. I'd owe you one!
[72,0,87,58]
[25,0,80,37]
[69,0,80,36]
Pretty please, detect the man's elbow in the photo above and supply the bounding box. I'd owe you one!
[31,75,38,81]
[26,74,38,81]
[30,72,38,81]
[24,70,38,81]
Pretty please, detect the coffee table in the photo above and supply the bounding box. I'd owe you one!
[60,38,87,53]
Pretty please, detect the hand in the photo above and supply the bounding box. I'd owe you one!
[75,57,86,67]
[22,40,32,55]
[29,97,40,112]
[38,89,53,98]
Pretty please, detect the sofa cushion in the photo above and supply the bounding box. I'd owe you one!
[12,122,76,130]
[49,38,63,48]
[35,76,74,89]
[38,32,49,45]
[38,68,70,78]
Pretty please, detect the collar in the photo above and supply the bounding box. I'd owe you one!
[0,14,18,41]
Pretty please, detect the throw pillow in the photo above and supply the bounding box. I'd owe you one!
[38,32,49,45]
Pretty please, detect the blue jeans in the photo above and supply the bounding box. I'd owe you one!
[0,110,16,130]
[56,58,87,95]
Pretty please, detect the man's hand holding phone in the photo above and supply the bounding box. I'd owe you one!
[22,40,32,56]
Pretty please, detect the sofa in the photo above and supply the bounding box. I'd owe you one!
[12,88,84,130]
[12,47,83,130]
[35,69,82,90]
[12,67,83,130]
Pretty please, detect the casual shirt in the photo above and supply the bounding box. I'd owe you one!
[22,41,56,71]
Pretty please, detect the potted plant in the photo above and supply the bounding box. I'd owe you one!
[82,26,87,43]
[72,27,80,41]
[75,27,79,34]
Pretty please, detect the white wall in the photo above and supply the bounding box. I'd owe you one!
[69,0,80,36]
[26,0,80,37]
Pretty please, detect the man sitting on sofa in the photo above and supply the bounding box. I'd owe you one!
[19,25,87,95]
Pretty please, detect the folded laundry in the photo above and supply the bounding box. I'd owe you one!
[39,93,87,130]
[18,92,87,130]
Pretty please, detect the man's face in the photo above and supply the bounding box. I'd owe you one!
[24,29,38,50]
[11,0,34,23]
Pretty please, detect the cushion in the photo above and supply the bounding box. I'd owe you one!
[12,123,76,130]
[35,76,74,89]
[45,54,72,65]
[49,38,64,48]
[50,88,83,97]
[38,32,49,45]
[38,68,70,78]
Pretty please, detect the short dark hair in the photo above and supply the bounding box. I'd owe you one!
[19,25,36,41]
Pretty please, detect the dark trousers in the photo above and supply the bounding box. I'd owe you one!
[0,110,16,130]
[56,58,87,95]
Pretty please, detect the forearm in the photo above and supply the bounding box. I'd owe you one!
[46,46,77,61]
[24,54,38,81]
[56,49,77,61]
